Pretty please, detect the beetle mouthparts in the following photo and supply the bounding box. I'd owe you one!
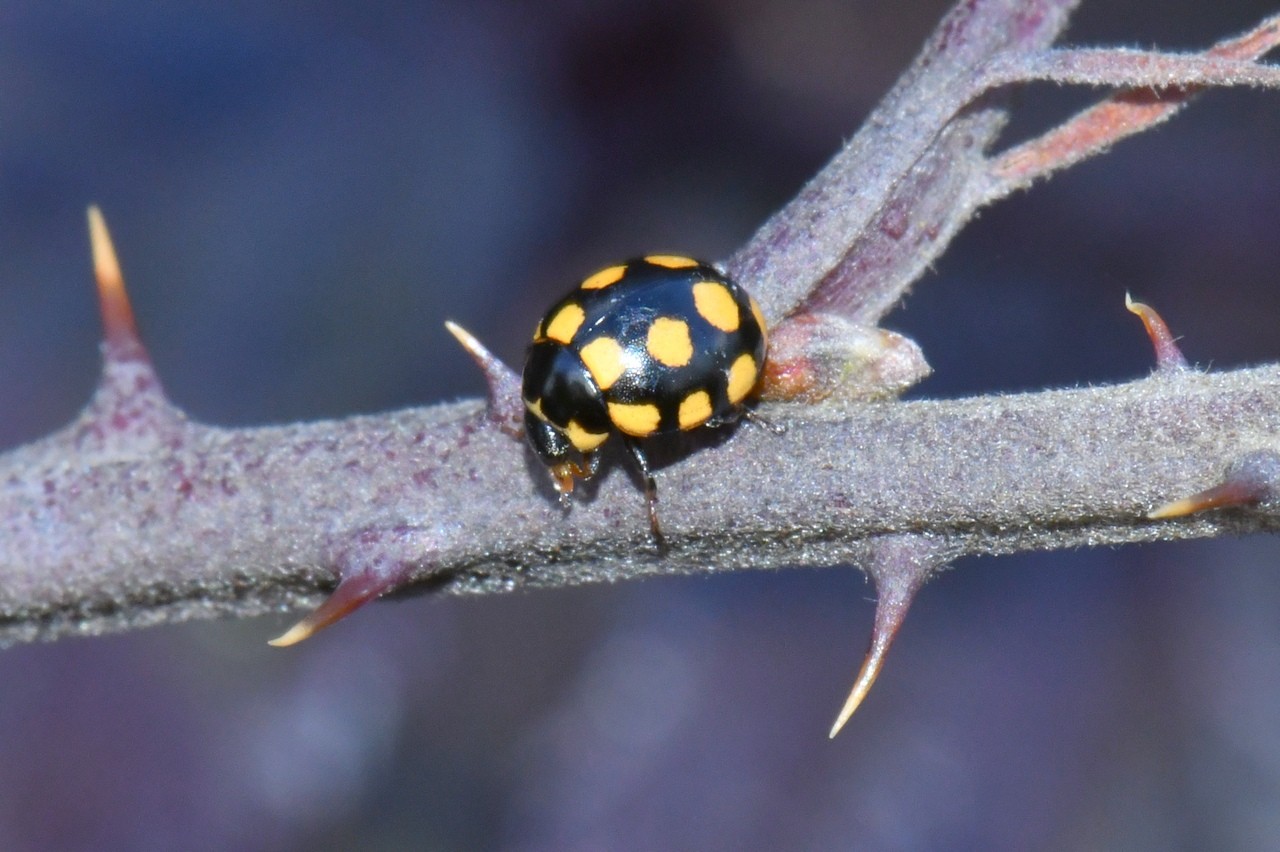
[550,463,577,496]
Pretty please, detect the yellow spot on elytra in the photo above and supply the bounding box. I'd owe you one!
[608,401,661,437]
[748,296,767,339]
[727,353,758,404]
[525,397,546,421]
[693,281,741,332]
[678,390,712,430]
[579,337,626,390]
[646,317,693,367]
[565,420,609,452]
[581,264,627,290]
[544,303,585,344]
[645,254,699,269]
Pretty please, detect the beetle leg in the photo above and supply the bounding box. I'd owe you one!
[622,438,666,553]
[743,408,785,435]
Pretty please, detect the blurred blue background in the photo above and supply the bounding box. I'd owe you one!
[1,1,1279,849]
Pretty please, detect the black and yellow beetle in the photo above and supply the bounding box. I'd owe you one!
[522,254,768,546]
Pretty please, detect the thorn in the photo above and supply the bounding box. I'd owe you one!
[829,576,915,738]
[87,206,147,362]
[828,617,896,738]
[829,537,940,738]
[75,206,180,452]
[270,525,440,646]
[1126,292,1188,372]
[268,571,387,647]
[444,320,524,434]
[1149,450,1280,519]
[1146,482,1255,519]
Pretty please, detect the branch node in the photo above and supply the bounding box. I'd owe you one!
[761,313,931,403]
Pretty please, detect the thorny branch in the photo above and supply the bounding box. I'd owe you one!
[4,0,1280,735]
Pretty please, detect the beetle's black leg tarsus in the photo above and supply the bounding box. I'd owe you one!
[582,450,600,479]
[743,408,785,435]
[623,437,667,553]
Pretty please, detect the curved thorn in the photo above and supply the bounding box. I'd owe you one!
[829,634,891,739]
[829,585,913,738]
[830,537,939,738]
[87,205,145,360]
[268,572,386,647]
[1149,479,1259,519]
[444,320,491,367]
[1125,292,1188,372]
[1149,451,1280,520]
[444,320,523,433]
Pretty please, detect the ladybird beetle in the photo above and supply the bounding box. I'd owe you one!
[522,254,768,546]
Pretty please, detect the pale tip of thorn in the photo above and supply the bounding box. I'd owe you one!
[444,320,484,358]
[87,205,124,297]
[267,619,317,648]
[1124,291,1189,371]
[1147,498,1199,520]
[1147,480,1249,520]
[444,319,526,435]
[828,651,886,739]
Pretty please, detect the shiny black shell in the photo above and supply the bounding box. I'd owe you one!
[522,255,767,469]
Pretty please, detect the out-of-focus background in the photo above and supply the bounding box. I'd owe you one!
[2,1,1279,848]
